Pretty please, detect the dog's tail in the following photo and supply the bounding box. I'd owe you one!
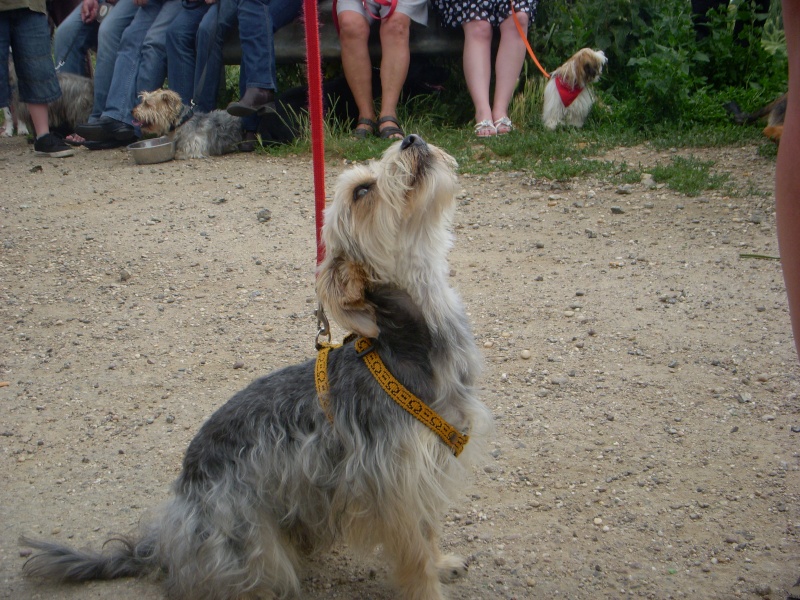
[20,531,159,582]
[723,100,750,124]
[724,95,787,125]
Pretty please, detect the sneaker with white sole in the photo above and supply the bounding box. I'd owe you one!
[33,133,75,158]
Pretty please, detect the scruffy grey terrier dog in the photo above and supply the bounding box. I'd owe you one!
[12,71,93,137]
[22,135,493,600]
[132,88,244,159]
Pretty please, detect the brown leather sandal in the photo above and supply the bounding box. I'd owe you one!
[352,118,377,139]
[378,115,404,140]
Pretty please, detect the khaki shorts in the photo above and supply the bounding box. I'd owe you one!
[335,0,429,26]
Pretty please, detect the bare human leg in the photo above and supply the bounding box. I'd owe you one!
[339,10,377,137]
[462,19,494,136]
[776,0,800,358]
[377,12,411,139]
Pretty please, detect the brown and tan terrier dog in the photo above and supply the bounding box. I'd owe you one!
[132,89,245,159]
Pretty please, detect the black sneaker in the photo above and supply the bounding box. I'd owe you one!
[33,133,75,158]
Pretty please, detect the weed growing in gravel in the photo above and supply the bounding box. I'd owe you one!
[649,155,731,196]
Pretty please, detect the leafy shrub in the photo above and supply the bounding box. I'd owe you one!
[532,0,787,128]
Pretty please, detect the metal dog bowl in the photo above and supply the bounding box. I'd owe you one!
[128,136,176,164]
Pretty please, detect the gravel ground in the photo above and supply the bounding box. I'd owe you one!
[1,136,798,600]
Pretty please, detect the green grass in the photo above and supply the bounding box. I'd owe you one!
[247,68,778,199]
[649,155,732,196]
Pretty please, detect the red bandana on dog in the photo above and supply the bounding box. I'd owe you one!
[554,76,583,108]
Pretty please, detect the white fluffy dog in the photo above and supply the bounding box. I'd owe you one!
[542,48,607,130]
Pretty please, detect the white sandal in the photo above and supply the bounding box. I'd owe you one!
[474,119,497,137]
[494,116,513,135]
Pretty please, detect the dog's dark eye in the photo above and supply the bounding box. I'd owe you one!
[353,184,371,201]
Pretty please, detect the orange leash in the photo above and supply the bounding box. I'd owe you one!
[510,0,549,79]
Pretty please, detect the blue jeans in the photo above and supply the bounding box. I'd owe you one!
[89,0,139,120]
[53,5,97,77]
[102,0,181,127]
[0,9,61,106]
[235,0,302,129]
[166,0,236,112]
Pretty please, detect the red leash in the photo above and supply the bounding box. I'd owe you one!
[303,0,333,343]
[303,0,326,267]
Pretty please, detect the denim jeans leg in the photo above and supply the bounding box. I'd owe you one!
[0,20,9,108]
[136,0,180,94]
[102,1,162,126]
[269,0,302,32]
[92,0,138,120]
[236,0,275,91]
[54,6,98,77]
[166,2,211,106]
[193,0,236,112]
[9,10,62,104]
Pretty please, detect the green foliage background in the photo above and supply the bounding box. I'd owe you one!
[390,0,788,131]
[259,0,787,182]
[530,0,787,127]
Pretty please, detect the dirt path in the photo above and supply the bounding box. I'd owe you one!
[1,136,798,600]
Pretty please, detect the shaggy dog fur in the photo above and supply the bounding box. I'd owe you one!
[542,48,607,130]
[131,89,244,159]
[724,93,786,143]
[21,135,493,600]
[13,71,93,137]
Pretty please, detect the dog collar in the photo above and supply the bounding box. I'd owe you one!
[315,336,469,456]
[554,76,583,108]
[171,106,194,131]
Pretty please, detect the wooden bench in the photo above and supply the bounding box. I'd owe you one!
[222,0,464,65]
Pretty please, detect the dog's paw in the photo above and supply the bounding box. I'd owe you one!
[437,554,468,583]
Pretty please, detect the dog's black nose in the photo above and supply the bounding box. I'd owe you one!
[400,134,425,150]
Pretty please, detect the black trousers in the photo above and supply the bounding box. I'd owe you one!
[691,0,771,41]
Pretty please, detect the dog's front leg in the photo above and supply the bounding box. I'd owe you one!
[382,518,465,600]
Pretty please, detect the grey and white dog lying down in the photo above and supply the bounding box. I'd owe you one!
[132,88,244,159]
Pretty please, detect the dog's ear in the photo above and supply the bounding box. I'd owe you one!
[316,256,379,338]
[162,90,183,114]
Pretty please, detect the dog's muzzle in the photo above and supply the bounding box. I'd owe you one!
[400,134,426,151]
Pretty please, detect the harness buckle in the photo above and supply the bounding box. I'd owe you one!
[315,303,331,349]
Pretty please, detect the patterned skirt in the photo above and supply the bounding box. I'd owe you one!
[431,0,538,29]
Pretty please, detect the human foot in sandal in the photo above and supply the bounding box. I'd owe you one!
[494,117,513,135]
[352,117,376,140]
[474,120,497,137]
[378,115,404,140]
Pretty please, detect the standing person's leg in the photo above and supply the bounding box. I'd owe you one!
[91,0,138,120]
[54,5,97,76]
[6,9,74,156]
[376,11,410,139]
[166,1,211,106]
[492,12,528,129]
[226,0,276,118]
[462,18,494,136]
[136,0,181,92]
[337,7,375,136]
[776,0,800,357]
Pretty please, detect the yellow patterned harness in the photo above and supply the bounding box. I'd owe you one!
[314,336,469,457]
